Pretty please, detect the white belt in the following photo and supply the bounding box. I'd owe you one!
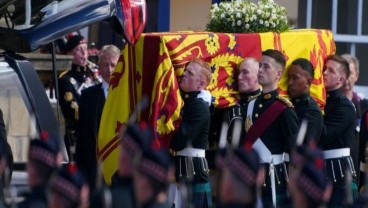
[253,138,286,207]
[253,139,286,165]
[283,153,290,162]
[323,148,350,159]
[176,148,205,158]
[262,154,285,165]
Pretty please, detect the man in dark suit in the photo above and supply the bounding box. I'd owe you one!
[287,58,323,144]
[75,45,120,191]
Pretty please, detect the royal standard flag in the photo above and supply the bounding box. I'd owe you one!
[97,29,335,184]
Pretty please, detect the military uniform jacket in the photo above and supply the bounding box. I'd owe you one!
[239,89,261,145]
[171,91,210,182]
[75,83,105,191]
[319,89,356,150]
[58,64,89,129]
[242,90,299,154]
[291,93,323,144]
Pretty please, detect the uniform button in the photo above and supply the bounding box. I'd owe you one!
[255,113,259,118]
[258,104,262,108]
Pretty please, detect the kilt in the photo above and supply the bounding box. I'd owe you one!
[325,156,359,207]
[192,182,212,208]
[261,163,291,208]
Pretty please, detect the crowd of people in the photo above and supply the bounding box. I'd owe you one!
[1,32,368,208]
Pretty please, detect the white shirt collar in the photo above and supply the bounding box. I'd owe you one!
[102,80,109,98]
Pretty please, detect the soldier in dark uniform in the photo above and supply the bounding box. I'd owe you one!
[318,55,358,206]
[238,57,261,146]
[289,143,332,208]
[287,58,323,143]
[241,49,299,207]
[109,121,154,208]
[170,58,212,207]
[18,132,59,208]
[216,147,262,208]
[49,163,88,208]
[133,146,174,208]
[341,54,368,188]
[58,34,96,160]
[238,57,261,104]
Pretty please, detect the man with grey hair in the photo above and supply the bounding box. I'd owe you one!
[75,44,121,191]
[238,57,261,97]
[341,54,368,188]
[237,57,261,146]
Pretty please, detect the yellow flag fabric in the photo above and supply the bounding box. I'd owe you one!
[97,29,335,184]
[260,29,335,108]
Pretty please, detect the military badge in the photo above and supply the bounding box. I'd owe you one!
[245,115,253,132]
[64,92,73,102]
[263,93,272,99]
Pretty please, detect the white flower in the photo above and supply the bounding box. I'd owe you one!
[207,0,288,33]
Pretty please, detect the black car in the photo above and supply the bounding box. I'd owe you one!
[0,0,146,201]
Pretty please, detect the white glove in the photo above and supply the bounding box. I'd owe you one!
[197,90,212,106]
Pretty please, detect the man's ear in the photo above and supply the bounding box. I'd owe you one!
[307,76,313,86]
[338,75,346,86]
[276,69,283,80]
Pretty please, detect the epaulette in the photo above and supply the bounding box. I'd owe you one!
[59,70,69,78]
[277,96,293,108]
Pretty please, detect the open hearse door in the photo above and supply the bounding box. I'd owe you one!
[0,0,147,200]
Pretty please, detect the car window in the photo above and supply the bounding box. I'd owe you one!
[0,61,38,163]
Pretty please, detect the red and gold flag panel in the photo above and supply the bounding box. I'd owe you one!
[97,29,335,183]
